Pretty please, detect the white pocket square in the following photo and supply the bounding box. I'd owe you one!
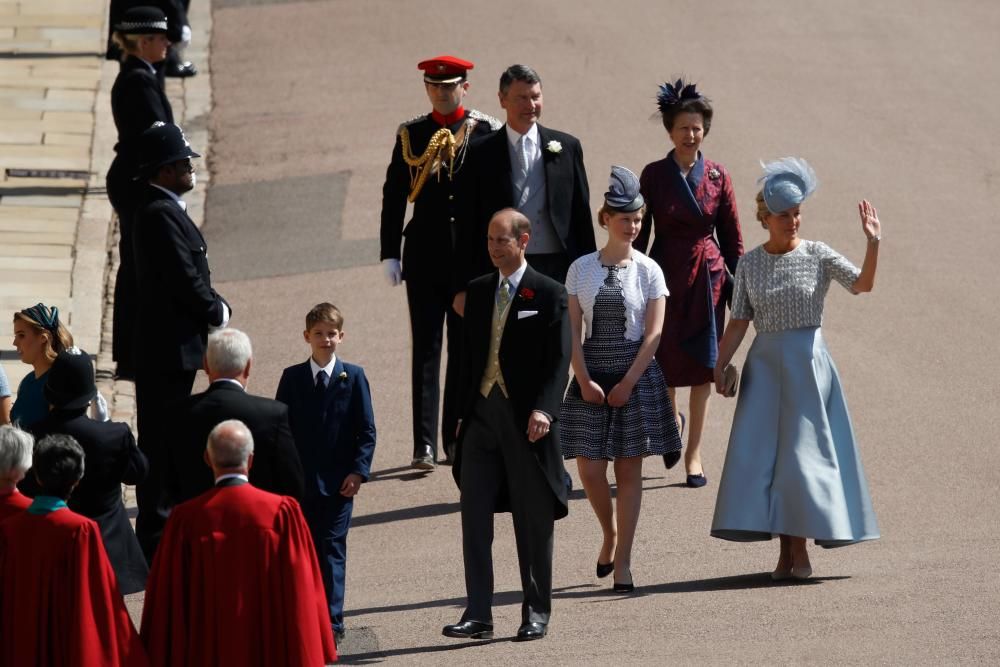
[517,310,539,319]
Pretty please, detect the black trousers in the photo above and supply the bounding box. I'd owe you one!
[106,157,142,380]
[405,277,461,460]
[459,388,556,625]
[525,252,570,285]
[133,368,196,564]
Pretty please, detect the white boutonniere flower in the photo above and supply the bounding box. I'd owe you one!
[546,140,562,154]
[708,167,721,181]
[338,371,348,382]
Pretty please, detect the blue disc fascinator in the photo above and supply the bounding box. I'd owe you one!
[604,165,644,212]
[657,78,702,114]
[758,157,818,213]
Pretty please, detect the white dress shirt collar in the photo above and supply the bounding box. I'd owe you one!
[149,183,187,211]
[505,123,540,149]
[309,355,337,383]
[214,473,248,484]
[211,378,245,390]
[499,259,529,292]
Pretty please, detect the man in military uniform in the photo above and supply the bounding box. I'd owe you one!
[380,56,501,470]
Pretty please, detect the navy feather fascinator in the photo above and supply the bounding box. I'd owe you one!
[657,78,702,114]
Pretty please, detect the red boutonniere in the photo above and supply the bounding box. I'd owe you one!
[519,288,535,300]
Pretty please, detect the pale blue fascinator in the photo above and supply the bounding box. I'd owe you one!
[604,165,644,212]
[758,157,818,213]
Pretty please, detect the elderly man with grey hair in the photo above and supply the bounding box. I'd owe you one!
[164,328,303,531]
[0,424,33,521]
[141,418,337,665]
[0,434,148,665]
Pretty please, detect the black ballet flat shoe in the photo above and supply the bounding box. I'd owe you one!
[514,621,547,641]
[442,620,494,639]
[663,450,682,470]
[686,473,707,488]
[596,561,614,578]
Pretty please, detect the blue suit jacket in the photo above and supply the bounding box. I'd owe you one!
[275,358,376,498]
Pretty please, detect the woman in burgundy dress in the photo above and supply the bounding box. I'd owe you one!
[634,80,743,487]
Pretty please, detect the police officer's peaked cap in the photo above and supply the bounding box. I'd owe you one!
[115,6,169,35]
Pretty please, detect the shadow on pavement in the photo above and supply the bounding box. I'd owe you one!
[338,637,503,664]
[627,572,853,595]
[350,502,460,528]
[351,584,599,616]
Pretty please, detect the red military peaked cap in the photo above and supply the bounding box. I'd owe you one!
[417,55,474,83]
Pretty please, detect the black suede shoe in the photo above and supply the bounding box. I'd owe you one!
[596,561,614,578]
[442,620,493,639]
[514,621,547,641]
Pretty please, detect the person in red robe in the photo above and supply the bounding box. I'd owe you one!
[141,419,337,666]
[0,434,149,666]
[0,425,33,522]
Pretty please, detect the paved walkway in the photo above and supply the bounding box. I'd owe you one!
[0,0,210,430]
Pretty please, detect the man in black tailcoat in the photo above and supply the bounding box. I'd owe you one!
[166,327,304,507]
[453,63,595,311]
[442,208,571,642]
[379,55,501,470]
[131,121,229,562]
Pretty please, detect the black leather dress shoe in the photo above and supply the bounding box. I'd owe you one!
[165,61,198,78]
[442,620,493,639]
[514,621,547,641]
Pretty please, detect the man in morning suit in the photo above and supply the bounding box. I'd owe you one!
[141,421,337,666]
[380,55,502,470]
[454,64,596,317]
[131,121,230,563]
[443,209,571,642]
[165,328,303,508]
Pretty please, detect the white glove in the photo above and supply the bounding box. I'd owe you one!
[90,392,110,422]
[180,25,192,48]
[382,259,402,287]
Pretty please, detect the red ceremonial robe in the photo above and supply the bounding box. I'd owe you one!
[0,489,31,522]
[141,483,337,666]
[0,508,149,667]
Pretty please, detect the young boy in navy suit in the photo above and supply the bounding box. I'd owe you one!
[276,302,376,641]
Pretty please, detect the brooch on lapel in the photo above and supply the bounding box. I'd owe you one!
[708,167,721,181]
[337,371,348,382]
[519,287,535,300]
[545,140,562,154]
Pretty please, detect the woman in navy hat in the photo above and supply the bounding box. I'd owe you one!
[106,6,174,382]
[635,79,744,488]
[560,166,683,593]
[10,304,74,430]
[24,349,150,594]
[710,158,881,579]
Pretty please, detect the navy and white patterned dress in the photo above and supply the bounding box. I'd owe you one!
[561,252,683,460]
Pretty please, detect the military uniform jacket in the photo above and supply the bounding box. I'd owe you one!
[132,185,228,372]
[380,109,500,285]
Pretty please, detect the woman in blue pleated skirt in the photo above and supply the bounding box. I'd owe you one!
[711,157,881,580]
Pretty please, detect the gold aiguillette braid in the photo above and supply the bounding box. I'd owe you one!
[399,123,468,202]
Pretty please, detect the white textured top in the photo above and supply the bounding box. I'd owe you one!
[566,251,668,341]
[731,240,860,333]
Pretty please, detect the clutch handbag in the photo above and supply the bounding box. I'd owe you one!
[722,363,739,397]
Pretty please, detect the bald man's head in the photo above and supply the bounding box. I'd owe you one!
[206,419,255,473]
